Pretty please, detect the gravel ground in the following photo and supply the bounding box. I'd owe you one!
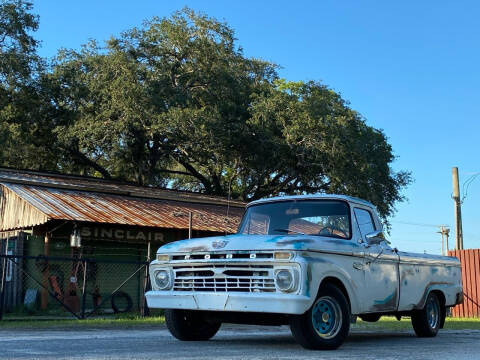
[1,324,479,360]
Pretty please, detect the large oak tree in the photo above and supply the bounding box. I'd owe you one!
[0,4,411,223]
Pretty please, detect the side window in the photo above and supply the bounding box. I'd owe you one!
[354,208,376,239]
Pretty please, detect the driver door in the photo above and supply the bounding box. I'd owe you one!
[354,207,400,313]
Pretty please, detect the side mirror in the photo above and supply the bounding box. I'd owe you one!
[365,230,388,246]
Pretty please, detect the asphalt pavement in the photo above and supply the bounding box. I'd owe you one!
[1,325,479,360]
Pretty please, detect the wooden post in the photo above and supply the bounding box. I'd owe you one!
[81,260,87,319]
[141,241,151,317]
[0,255,6,321]
[0,236,8,320]
[452,167,464,250]
[188,212,193,239]
[41,232,50,310]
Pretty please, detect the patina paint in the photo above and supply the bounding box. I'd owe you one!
[370,288,398,312]
[147,194,463,321]
[305,263,312,297]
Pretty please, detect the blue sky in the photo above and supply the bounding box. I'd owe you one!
[32,0,480,254]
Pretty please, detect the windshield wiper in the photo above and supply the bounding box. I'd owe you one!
[273,229,306,235]
[316,233,346,240]
[273,229,347,239]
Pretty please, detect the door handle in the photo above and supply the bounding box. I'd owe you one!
[353,262,363,270]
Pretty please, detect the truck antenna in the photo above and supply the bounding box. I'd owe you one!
[225,181,232,236]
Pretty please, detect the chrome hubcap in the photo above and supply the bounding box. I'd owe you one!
[311,296,342,339]
[322,312,330,323]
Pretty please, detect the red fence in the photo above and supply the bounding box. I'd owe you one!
[448,249,480,318]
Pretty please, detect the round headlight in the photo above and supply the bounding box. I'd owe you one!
[154,270,171,290]
[275,269,294,292]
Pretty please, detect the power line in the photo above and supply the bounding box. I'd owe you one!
[461,172,480,203]
[391,221,449,228]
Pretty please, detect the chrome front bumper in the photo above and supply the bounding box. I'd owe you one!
[145,290,311,314]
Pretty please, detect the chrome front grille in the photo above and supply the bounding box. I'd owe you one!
[172,264,276,293]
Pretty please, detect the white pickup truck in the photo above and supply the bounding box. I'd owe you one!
[146,195,463,350]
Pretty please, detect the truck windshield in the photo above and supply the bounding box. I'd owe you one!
[238,200,351,239]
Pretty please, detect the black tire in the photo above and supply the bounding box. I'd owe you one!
[411,292,441,337]
[111,291,133,313]
[165,309,221,341]
[290,283,350,350]
[359,314,382,323]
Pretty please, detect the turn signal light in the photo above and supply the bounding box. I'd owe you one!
[156,254,170,262]
[274,252,293,260]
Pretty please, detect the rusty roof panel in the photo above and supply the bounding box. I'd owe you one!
[0,168,244,208]
[2,183,243,233]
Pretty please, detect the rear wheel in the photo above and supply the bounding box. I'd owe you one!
[290,283,350,350]
[411,292,441,337]
[165,309,221,341]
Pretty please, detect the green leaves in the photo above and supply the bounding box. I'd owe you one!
[246,80,412,224]
[0,0,39,86]
[0,6,411,224]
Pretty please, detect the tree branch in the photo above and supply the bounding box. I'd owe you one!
[171,155,213,193]
[66,147,112,180]
[156,169,196,177]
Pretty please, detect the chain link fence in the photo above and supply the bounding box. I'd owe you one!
[0,251,150,320]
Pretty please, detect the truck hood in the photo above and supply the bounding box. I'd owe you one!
[157,234,358,253]
[156,234,460,266]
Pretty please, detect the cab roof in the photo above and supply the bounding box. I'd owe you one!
[247,194,376,209]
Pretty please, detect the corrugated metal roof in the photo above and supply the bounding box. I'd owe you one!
[0,185,49,231]
[1,183,244,233]
[0,168,244,207]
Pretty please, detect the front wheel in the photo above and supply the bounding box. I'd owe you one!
[165,309,221,341]
[411,292,441,337]
[290,283,350,350]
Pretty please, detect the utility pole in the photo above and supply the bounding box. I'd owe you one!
[437,226,450,256]
[452,167,464,250]
[444,227,449,254]
[439,227,444,256]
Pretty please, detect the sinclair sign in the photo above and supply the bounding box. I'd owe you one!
[79,226,164,242]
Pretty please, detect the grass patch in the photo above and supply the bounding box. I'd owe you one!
[353,316,480,331]
[0,314,165,329]
[443,317,480,330]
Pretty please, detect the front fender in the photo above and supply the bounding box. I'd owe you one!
[301,253,362,315]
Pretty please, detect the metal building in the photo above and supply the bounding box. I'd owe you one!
[0,168,244,316]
